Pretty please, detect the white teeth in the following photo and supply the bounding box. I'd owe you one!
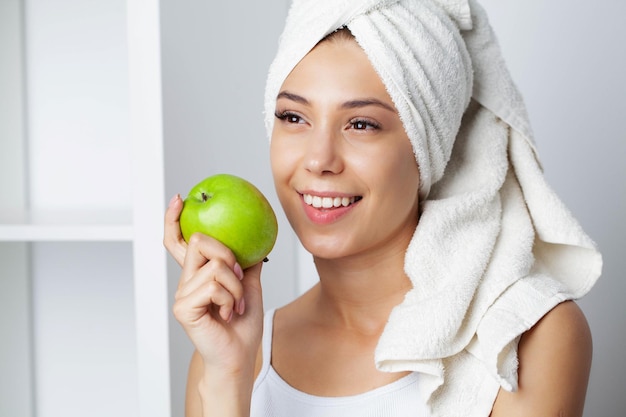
[303,194,358,208]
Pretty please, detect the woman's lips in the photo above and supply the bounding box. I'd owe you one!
[300,193,362,224]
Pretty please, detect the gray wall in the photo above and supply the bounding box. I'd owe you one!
[161,1,625,416]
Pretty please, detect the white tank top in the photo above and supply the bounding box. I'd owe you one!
[250,309,430,417]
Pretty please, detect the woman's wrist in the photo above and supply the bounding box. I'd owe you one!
[198,369,255,417]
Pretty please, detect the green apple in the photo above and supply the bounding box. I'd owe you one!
[179,173,278,269]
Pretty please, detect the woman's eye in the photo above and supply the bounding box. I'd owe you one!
[275,111,304,124]
[353,120,368,130]
[350,119,380,131]
[288,114,302,124]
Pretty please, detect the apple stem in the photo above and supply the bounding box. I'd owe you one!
[201,192,208,202]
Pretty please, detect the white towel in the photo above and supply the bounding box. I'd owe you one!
[263,1,603,416]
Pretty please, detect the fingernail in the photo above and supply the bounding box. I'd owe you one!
[226,309,234,323]
[234,262,244,280]
[238,298,246,315]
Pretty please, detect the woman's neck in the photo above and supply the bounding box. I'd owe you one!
[310,242,412,335]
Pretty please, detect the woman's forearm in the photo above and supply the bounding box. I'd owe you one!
[198,370,254,417]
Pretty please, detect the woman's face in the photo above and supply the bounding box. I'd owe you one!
[270,35,420,261]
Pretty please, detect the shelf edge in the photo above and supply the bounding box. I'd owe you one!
[0,225,134,242]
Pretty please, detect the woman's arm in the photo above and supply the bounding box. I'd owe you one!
[185,347,265,417]
[185,350,204,417]
[186,350,255,417]
[491,300,593,417]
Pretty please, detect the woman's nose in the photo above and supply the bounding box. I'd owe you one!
[303,126,344,175]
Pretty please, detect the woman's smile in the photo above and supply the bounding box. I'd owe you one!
[299,191,363,225]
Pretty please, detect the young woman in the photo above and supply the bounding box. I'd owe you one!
[164,1,601,416]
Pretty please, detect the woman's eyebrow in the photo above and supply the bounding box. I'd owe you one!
[276,91,309,105]
[340,98,396,113]
[277,91,395,113]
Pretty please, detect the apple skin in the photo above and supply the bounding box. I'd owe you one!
[179,174,278,269]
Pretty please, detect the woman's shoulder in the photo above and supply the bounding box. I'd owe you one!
[490,300,592,417]
[519,301,592,366]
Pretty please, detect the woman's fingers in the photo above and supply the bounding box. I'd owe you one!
[181,232,242,284]
[176,232,246,318]
[164,194,187,266]
[174,279,236,324]
[177,256,245,314]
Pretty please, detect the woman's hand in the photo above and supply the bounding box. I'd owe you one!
[164,194,264,415]
[174,231,264,370]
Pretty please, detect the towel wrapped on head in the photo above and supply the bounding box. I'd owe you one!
[265,0,474,198]
[264,0,602,415]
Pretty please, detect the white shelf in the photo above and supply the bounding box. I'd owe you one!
[1,1,295,416]
[0,209,133,241]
